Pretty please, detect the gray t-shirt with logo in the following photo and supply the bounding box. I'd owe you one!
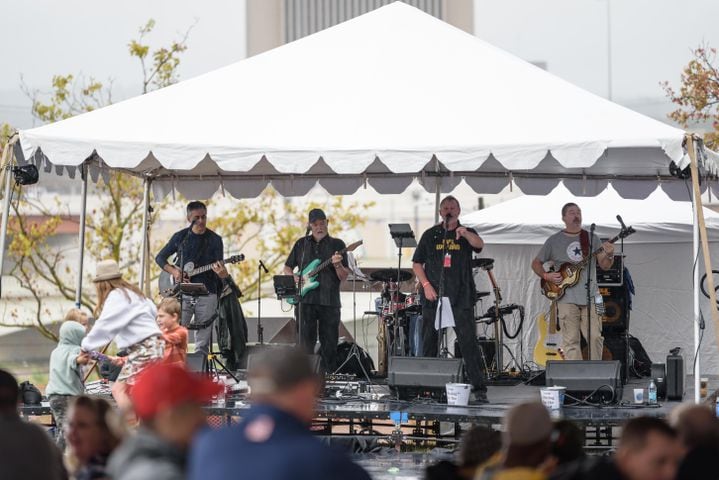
[536,231,601,305]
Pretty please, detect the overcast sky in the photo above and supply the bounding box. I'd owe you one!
[0,0,246,128]
[2,0,719,129]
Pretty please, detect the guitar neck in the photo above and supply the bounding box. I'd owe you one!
[578,233,620,268]
[188,257,232,276]
[307,247,348,277]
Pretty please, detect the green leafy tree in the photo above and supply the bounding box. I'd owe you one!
[2,19,191,339]
[663,45,719,148]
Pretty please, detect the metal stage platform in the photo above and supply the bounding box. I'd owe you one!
[21,376,694,454]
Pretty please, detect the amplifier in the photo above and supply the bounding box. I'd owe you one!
[666,350,685,401]
[597,254,624,286]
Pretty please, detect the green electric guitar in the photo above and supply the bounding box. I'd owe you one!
[287,240,363,304]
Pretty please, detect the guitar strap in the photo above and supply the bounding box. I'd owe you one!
[579,229,590,258]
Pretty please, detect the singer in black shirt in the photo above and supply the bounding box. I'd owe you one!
[412,195,488,403]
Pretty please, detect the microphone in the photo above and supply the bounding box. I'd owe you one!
[616,215,627,231]
[305,226,311,237]
[259,260,269,274]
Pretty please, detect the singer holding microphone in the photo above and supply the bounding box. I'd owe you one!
[284,208,348,372]
[412,195,489,404]
[531,202,614,361]
[156,201,224,355]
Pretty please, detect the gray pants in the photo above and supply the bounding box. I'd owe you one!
[48,394,72,451]
[182,294,218,355]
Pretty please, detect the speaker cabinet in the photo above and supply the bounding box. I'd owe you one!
[546,360,622,403]
[388,356,465,401]
[454,337,495,373]
[186,351,207,373]
[600,286,629,334]
[603,335,628,385]
[651,363,667,400]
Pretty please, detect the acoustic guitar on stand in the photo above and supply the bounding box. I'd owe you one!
[540,226,635,301]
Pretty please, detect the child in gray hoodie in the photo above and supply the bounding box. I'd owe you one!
[46,320,90,450]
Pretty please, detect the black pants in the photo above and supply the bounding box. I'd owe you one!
[421,303,487,392]
[295,303,340,372]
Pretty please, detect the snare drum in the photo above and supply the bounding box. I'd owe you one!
[404,293,421,313]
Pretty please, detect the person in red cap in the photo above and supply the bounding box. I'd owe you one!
[106,363,221,480]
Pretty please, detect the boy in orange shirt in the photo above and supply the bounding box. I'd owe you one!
[157,297,188,365]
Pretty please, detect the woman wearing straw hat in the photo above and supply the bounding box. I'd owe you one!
[81,259,162,408]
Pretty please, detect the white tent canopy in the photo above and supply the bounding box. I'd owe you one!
[15,2,713,200]
[463,184,719,372]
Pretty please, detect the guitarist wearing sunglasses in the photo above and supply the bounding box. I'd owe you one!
[531,203,615,361]
[156,201,224,355]
[284,208,348,372]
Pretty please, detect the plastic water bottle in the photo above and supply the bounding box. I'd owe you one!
[648,379,658,405]
[715,396,719,418]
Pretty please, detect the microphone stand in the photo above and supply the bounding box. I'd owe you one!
[177,221,195,326]
[296,229,311,352]
[436,215,451,357]
[586,223,595,360]
[257,260,269,345]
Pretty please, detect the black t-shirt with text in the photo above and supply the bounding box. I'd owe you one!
[412,224,481,308]
[285,235,348,307]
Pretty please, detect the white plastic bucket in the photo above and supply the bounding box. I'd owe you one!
[540,386,566,417]
[445,383,471,406]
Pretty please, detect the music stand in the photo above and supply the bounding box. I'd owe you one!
[388,224,416,357]
[273,275,298,300]
[334,253,373,381]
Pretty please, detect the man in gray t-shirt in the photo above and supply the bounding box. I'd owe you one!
[531,203,615,360]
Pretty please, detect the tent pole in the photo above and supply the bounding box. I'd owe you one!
[687,133,719,403]
[75,163,88,308]
[0,135,18,300]
[693,186,701,403]
[139,178,151,293]
[434,156,441,224]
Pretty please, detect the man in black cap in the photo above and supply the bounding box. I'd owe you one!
[283,209,348,371]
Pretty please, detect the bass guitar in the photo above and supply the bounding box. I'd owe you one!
[533,301,563,367]
[158,254,245,297]
[287,240,363,305]
[540,227,635,301]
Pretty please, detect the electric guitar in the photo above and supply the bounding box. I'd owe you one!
[533,301,563,367]
[158,254,245,297]
[287,240,363,305]
[540,227,635,301]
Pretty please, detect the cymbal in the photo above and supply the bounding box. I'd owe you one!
[472,258,494,269]
[370,269,413,283]
[476,291,491,299]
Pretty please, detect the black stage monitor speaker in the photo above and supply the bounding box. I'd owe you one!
[388,356,464,401]
[546,360,622,403]
[186,351,207,373]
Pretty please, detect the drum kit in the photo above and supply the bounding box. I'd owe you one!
[369,268,417,376]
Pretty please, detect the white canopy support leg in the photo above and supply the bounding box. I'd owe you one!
[75,163,88,308]
[139,177,151,293]
[687,133,719,403]
[0,135,17,299]
[693,189,701,403]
